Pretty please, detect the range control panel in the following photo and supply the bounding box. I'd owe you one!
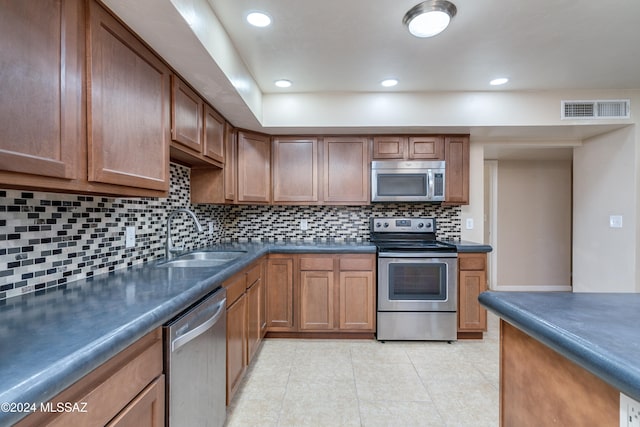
[370,217,436,233]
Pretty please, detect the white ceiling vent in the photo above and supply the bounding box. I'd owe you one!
[561,100,630,119]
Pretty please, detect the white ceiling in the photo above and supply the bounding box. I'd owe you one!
[208,0,640,93]
[102,0,639,157]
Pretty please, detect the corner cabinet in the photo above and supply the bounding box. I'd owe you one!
[87,0,170,192]
[16,330,164,427]
[457,252,488,339]
[237,130,271,203]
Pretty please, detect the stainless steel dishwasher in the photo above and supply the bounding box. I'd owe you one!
[164,287,227,427]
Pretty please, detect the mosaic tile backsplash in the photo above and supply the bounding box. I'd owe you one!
[0,163,460,301]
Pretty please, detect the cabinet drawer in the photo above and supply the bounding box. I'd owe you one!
[17,330,162,427]
[299,256,334,271]
[340,256,374,271]
[246,262,262,288]
[224,272,247,306]
[458,254,486,271]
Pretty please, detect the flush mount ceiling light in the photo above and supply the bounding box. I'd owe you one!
[490,77,509,86]
[381,79,399,87]
[403,0,457,38]
[274,79,292,88]
[246,11,271,27]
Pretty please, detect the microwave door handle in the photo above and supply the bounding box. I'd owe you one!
[428,170,434,199]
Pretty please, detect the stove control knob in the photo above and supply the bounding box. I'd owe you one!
[383,222,389,228]
[417,223,424,228]
[426,223,432,228]
[376,222,382,228]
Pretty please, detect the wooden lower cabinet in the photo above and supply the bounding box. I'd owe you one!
[501,322,618,426]
[266,255,296,331]
[457,253,488,339]
[106,376,164,427]
[269,254,376,335]
[225,292,247,405]
[225,260,265,405]
[16,329,164,427]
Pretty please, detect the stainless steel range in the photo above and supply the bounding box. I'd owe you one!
[371,217,458,341]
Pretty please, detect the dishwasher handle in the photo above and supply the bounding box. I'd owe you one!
[171,298,226,352]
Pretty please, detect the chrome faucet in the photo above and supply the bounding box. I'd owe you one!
[166,208,204,260]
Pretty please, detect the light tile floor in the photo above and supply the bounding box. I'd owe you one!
[226,313,500,427]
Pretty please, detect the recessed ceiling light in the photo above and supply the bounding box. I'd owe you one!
[403,0,457,38]
[246,11,271,27]
[274,79,292,88]
[490,77,509,86]
[381,79,399,87]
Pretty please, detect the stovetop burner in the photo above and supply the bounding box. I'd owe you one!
[370,217,455,252]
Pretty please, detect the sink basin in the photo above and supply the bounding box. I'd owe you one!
[176,250,247,261]
[155,250,247,268]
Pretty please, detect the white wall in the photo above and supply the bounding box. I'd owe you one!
[461,141,485,243]
[573,125,638,292]
[495,160,572,290]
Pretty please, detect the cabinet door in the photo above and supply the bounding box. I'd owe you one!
[372,136,406,160]
[224,124,237,201]
[171,75,203,153]
[259,270,267,337]
[203,104,225,163]
[237,131,271,203]
[106,376,164,427]
[272,137,318,203]
[266,256,295,331]
[323,137,369,204]
[87,1,170,191]
[458,269,487,331]
[0,0,82,179]
[299,270,334,330]
[409,136,444,160]
[339,270,375,331]
[444,136,469,204]
[226,294,247,405]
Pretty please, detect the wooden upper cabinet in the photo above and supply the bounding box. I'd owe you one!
[237,130,271,203]
[372,136,444,160]
[409,136,444,160]
[444,135,470,204]
[323,137,369,204]
[171,75,203,154]
[87,0,170,191]
[372,136,406,159]
[224,124,237,202]
[0,0,82,180]
[203,105,225,164]
[272,137,318,203]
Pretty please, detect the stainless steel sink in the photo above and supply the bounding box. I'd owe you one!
[155,250,247,268]
[176,250,247,261]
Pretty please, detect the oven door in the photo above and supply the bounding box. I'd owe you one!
[377,252,457,312]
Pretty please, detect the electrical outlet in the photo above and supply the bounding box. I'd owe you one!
[465,218,474,230]
[125,226,136,248]
[208,222,214,234]
[300,219,308,231]
[620,393,640,427]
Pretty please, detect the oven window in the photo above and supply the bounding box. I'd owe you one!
[377,174,427,197]
[388,263,447,300]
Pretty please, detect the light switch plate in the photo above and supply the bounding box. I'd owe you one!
[610,215,623,228]
[125,226,135,248]
[465,218,474,230]
[300,219,308,231]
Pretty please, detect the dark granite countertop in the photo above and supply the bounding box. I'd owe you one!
[479,291,640,402]
[0,241,375,426]
[439,239,492,253]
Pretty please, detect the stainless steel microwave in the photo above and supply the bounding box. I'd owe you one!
[371,161,445,202]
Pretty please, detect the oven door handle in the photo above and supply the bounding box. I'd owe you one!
[378,251,458,258]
